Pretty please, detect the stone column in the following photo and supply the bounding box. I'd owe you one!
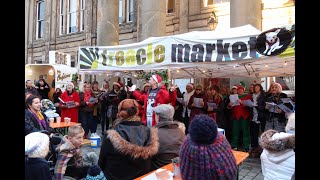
[25,0,30,64]
[44,0,53,63]
[230,0,262,30]
[140,0,166,41]
[179,0,189,33]
[97,0,119,46]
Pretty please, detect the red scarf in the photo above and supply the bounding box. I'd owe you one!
[84,90,91,102]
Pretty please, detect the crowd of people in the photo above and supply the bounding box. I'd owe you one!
[25,74,295,180]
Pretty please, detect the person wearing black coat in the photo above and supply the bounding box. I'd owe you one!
[35,78,51,100]
[25,95,55,136]
[264,82,288,132]
[98,99,159,180]
[25,132,52,180]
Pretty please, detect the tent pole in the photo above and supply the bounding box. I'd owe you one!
[167,66,171,85]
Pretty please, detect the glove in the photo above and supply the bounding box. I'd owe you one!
[128,85,136,92]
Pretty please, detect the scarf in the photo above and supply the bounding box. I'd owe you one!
[84,90,91,102]
[29,109,46,130]
[182,90,195,118]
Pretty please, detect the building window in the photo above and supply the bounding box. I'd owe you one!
[67,0,78,34]
[80,0,85,31]
[59,0,64,35]
[119,0,133,24]
[119,0,123,23]
[36,0,44,39]
[126,0,133,22]
[167,0,175,14]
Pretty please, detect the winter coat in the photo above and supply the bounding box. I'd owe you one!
[206,94,225,128]
[98,117,159,180]
[60,90,80,123]
[151,121,186,170]
[259,130,295,180]
[25,157,51,180]
[265,92,288,123]
[106,89,127,119]
[182,90,195,118]
[188,92,207,122]
[35,82,50,99]
[25,109,55,136]
[132,86,177,126]
[54,136,86,180]
[254,92,267,124]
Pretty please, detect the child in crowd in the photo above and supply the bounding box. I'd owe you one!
[54,125,98,180]
[25,132,51,180]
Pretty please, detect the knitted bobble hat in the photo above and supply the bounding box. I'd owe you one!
[189,114,218,145]
[85,165,107,180]
[179,115,238,180]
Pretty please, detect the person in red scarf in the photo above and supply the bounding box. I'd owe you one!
[205,85,225,128]
[128,74,177,128]
[228,85,252,152]
[79,83,99,138]
[60,82,80,123]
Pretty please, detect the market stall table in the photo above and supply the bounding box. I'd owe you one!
[50,122,81,135]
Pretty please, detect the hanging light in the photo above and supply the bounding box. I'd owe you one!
[207,11,218,31]
[48,68,54,75]
[27,69,33,75]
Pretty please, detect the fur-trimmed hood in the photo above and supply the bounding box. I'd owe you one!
[112,115,141,128]
[260,130,295,152]
[260,130,295,164]
[107,126,159,160]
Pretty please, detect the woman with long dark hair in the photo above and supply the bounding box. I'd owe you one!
[25,95,55,135]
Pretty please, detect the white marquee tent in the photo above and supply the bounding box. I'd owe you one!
[78,24,295,79]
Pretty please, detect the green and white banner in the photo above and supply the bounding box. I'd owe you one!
[78,25,263,71]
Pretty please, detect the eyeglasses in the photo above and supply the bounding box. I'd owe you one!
[196,89,201,91]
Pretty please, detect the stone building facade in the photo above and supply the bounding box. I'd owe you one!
[25,0,294,67]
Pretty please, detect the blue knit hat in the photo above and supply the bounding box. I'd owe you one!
[86,165,107,180]
[189,114,218,144]
[179,114,238,180]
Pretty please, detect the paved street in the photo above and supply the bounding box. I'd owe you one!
[81,125,263,180]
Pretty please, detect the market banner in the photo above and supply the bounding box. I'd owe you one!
[78,25,264,71]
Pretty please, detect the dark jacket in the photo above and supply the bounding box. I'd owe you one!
[151,121,186,170]
[98,118,159,180]
[254,92,267,123]
[25,157,52,180]
[35,82,50,99]
[106,89,127,119]
[79,91,96,112]
[188,92,207,122]
[265,92,288,122]
[25,109,55,136]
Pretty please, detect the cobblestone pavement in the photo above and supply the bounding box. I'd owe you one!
[81,125,263,180]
